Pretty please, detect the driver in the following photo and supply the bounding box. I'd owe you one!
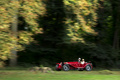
[78,58,81,63]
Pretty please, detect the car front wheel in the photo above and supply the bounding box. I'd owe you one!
[56,64,61,71]
[63,64,70,71]
[85,65,92,71]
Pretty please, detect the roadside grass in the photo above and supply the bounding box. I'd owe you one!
[0,68,120,80]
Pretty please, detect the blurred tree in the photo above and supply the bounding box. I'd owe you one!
[0,0,45,67]
[0,0,120,68]
[0,0,18,67]
[9,0,19,66]
[110,0,120,49]
[63,0,98,43]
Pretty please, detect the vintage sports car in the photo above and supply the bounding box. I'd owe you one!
[56,61,93,71]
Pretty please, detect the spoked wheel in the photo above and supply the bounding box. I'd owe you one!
[85,65,92,71]
[63,64,70,71]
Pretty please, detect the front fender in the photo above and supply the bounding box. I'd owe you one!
[84,63,93,69]
[56,63,62,69]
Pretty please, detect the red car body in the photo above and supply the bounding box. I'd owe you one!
[56,61,93,71]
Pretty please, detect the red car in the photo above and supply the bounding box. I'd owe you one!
[56,61,93,71]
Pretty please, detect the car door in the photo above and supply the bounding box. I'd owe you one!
[69,62,78,68]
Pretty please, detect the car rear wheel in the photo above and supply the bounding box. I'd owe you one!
[85,65,92,71]
[63,64,70,71]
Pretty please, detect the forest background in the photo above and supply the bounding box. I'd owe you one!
[0,0,120,68]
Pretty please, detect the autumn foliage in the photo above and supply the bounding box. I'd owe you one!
[0,0,120,68]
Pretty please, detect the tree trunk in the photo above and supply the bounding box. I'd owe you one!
[9,0,18,66]
[113,26,119,49]
[112,0,120,49]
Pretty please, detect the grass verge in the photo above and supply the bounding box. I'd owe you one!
[0,69,120,80]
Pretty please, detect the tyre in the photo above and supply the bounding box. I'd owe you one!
[85,65,92,71]
[63,64,70,71]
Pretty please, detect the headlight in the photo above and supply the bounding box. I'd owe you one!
[56,64,59,68]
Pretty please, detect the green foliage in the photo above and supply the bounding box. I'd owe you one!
[40,65,44,67]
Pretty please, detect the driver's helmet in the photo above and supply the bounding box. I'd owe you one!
[78,58,81,60]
